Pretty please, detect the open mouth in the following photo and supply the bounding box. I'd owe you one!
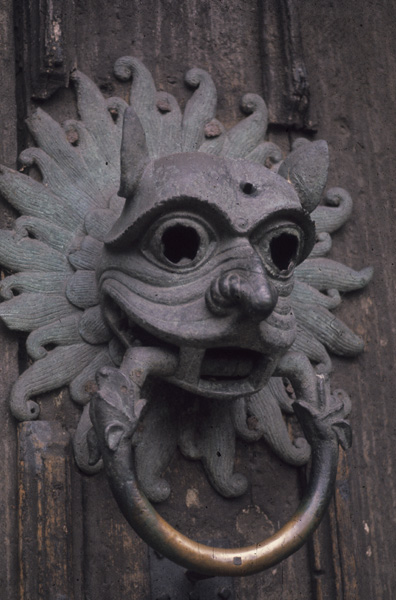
[103,293,177,351]
[102,292,273,399]
[200,347,262,381]
[187,345,272,398]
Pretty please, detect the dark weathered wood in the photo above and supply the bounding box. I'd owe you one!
[16,0,77,100]
[333,450,359,599]
[297,2,396,597]
[0,1,20,598]
[18,422,75,599]
[259,0,316,129]
[82,472,150,599]
[7,1,396,598]
[0,319,19,597]
[72,0,264,128]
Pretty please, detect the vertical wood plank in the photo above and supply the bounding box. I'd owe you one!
[297,3,396,597]
[333,450,359,599]
[0,1,20,597]
[11,2,396,598]
[18,421,75,600]
[259,0,315,129]
[81,473,150,600]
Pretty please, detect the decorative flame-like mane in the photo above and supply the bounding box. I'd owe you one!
[0,57,372,500]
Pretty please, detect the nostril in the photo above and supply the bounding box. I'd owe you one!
[219,272,241,300]
[206,276,235,316]
[206,270,278,318]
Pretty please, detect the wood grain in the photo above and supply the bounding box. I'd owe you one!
[7,1,396,598]
[0,1,20,597]
[298,2,396,596]
[18,422,74,599]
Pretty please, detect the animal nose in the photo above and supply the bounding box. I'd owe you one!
[206,263,278,318]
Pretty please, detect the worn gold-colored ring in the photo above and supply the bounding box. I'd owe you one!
[104,431,339,576]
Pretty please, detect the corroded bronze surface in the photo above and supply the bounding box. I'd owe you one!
[0,56,371,574]
[90,350,349,575]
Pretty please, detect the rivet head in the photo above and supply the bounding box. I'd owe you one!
[218,588,231,599]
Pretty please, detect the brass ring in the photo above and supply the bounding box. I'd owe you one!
[103,430,339,576]
[91,357,347,577]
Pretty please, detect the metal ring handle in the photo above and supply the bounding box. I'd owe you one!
[89,349,350,577]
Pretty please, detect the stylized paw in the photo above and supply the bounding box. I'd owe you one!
[89,366,147,454]
[293,375,352,450]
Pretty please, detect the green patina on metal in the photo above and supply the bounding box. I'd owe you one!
[0,57,372,572]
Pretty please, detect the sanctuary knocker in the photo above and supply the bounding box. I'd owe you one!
[0,56,372,576]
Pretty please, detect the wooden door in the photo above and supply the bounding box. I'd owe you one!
[1,1,395,598]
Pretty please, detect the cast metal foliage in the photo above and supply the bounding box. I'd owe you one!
[0,57,371,502]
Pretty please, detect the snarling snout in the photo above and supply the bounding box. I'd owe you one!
[206,258,278,319]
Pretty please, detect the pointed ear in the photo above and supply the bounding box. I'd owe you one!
[118,106,149,198]
[278,140,329,213]
[104,423,125,452]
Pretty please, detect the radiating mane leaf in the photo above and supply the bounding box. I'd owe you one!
[19,147,108,212]
[14,216,74,253]
[0,165,84,231]
[0,230,72,274]
[291,280,341,310]
[220,94,268,159]
[78,305,112,345]
[291,325,332,374]
[27,109,106,203]
[62,119,120,192]
[198,119,226,155]
[69,348,113,406]
[245,141,282,165]
[311,187,353,233]
[0,294,79,332]
[189,401,247,498]
[71,70,122,168]
[296,258,373,292]
[10,343,103,421]
[134,396,178,502]
[292,301,365,356]
[309,232,332,257]
[247,389,311,466]
[155,91,182,156]
[66,271,99,308]
[0,272,68,300]
[182,68,217,152]
[26,314,82,360]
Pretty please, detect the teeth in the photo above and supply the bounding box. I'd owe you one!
[104,294,266,386]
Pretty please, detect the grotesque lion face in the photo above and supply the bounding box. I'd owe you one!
[98,151,317,399]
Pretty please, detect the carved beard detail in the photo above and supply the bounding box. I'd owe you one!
[97,154,314,399]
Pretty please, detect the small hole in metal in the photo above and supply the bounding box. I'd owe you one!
[240,182,256,195]
[109,109,119,123]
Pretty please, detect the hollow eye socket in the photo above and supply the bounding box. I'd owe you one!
[141,215,215,270]
[270,232,299,272]
[161,223,200,265]
[253,224,302,276]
